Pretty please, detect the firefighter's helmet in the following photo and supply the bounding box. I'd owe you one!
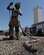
[15,2,21,9]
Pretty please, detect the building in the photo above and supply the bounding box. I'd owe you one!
[30,6,44,36]
[33,6,42,24]
[30,21,44,36]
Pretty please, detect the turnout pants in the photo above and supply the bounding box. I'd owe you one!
[9,16,19,39]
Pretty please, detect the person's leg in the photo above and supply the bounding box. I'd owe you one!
[15,27,19,40]
[9,25,14,39]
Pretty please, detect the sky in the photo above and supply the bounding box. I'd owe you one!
[0,0,44,30]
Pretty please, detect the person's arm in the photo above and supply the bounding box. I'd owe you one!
[7,2,14,10]
[16,9,22,16]
[18,10,22,16]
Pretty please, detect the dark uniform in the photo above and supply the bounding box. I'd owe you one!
[7,2,22,40]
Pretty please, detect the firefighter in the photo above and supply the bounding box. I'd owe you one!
[7,2,22,40]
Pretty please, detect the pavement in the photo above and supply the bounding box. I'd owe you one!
[0,35,44,55]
